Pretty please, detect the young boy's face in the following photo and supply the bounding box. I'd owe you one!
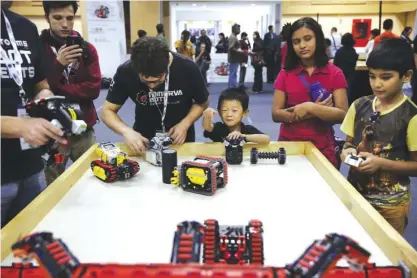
[368,68,410,101]
[219,100,248,127]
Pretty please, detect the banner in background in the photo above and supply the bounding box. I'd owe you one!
[208,54,267,83]
[86,1,126,78]
[352,19,372,47]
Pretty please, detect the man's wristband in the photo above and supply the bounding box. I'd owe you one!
[343,142,357,150]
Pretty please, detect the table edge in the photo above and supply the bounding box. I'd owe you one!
[2,141,416,276]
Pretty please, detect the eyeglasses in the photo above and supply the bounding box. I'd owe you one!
[364,111,380,140]
[139,72,166,86]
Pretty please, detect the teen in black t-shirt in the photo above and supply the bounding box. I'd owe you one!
[102,37,209,154]
[1,8,65,227]
[203,88,270,144]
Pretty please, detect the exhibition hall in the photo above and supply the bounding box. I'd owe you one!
[1,1,417,277]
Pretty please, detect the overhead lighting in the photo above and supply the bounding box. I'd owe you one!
[192,3,197,6]
[251,3,256,6]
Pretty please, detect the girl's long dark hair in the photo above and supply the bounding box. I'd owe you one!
[253,31,261,40]
[284,17,328,71]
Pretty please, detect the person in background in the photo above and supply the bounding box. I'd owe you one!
[202,88,270,144]
[324,38,331,57]
[364,29,380,60]
[1,5,66,227]
[40,0,101,185]
[280,23,292,69]
[198,29,212,54]
[334,33,359,104]
[328,27,341,58]
[190,35,197,52]
[138,29,147,39]
[263,25,279,83]
[195,42,211,86]
[400,26,413,45]
[156,23,168,47]
[340,38,417,234]
[238,32,251,89]
[374,19,399,46]
[215,32,227,53]
[412,35,417,104]
[175,30,195,61]
[228,23,244,88]
[101,37,209,152]
[272,17,348,168]
[251,31,264,94]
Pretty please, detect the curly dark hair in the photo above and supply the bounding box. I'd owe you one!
[130,37,170,77]
[43,1,78,15]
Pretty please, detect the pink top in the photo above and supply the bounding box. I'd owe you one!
[274,62,347,167]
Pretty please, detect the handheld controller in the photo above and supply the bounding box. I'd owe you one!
[146,133,173,167]
[224,137,245,165]
[344,154,364,167]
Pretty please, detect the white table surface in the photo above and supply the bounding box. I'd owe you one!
[1,155,391,267]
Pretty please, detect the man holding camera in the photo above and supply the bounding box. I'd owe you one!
[40,1,101,185]
[1,4,67,227]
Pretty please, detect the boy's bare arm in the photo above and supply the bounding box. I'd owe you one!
[245,134,271,144]
[379,152,417,176]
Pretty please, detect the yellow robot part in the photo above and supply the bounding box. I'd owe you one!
[116,152,127,166]
[171,169,180,186]
[93,165,107,181]
[186,167,207,186]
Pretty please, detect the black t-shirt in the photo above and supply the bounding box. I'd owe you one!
[203,122,263,142]
[106,52,209,141]
[1,9,47,184]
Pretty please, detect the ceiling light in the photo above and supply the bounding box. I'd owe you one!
[192,3,197,6]
[251,3,256,6]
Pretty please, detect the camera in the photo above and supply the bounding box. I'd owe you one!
[24,96,87,166]
[224,137,246,165]
[145,132,173,166]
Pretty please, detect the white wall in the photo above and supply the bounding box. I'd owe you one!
[170,2,276,50]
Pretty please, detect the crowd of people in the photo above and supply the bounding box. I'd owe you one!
[1,1,417,238]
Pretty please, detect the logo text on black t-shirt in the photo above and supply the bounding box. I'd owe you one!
[0,38,35,79]
[136,89,183,106]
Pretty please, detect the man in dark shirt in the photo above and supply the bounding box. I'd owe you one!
[101,37,209,154]
[238,32,251,89]
[39,1,101,185]
[228,23,245,88]
[1,6,66,227]
[263,25,279,83]
[197,29,212,54]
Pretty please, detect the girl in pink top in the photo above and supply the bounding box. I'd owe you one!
[271,17,349,168]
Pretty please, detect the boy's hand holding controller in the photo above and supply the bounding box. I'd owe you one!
[356,152,383,174]
[202,108,217,132]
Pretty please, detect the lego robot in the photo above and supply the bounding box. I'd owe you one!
[24,96,87,166]
[250,147,286,165]
[3,231,411,278]
[171,156,228,196]
[90,142,139,182]
[170,219,264,265]
[170,221,203,264]
[145,132,173,166]
[224,137,245,165]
